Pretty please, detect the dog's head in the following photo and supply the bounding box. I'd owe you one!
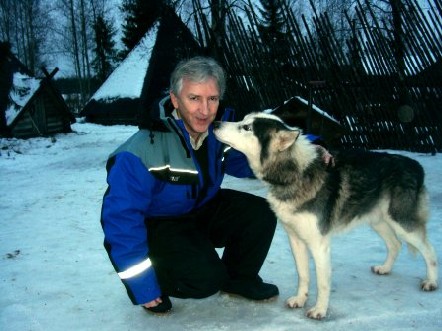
[214,112,309,180]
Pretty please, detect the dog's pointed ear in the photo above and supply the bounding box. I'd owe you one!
[277,130,300,151]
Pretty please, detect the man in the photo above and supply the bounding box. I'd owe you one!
[101,56,279,313]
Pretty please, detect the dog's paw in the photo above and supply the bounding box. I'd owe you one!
[371,265,391,275]
[421,279,438,291]
[286,295,307,309]
[306,306,327,320]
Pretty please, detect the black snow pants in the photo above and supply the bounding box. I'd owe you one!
[146,189,277,299]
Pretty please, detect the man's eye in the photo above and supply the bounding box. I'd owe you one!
[242,124,252,131]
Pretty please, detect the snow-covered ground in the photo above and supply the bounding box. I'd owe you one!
[1,122,441,331]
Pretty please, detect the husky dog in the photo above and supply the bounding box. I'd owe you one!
[213,112,438,320]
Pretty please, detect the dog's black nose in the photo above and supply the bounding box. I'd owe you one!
[213,121,221,129]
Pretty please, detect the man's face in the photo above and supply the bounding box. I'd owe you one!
[170,77,220,140]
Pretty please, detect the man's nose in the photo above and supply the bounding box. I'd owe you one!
[199,99,211,115]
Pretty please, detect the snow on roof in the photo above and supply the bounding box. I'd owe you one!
[5,72,42,126]
[266,96,341,125]
[90,23,160,103]
[294,96,340,124]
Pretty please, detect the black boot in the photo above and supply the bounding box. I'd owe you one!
[222,277,279,301]
[143,296,172,314]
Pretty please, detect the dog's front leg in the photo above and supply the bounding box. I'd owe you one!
[284,227,310,310]
[306,238,331,320]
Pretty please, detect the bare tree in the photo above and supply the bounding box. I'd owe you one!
[52,0,96,104]
[67,0,84,101]
[79,0,92,95]
[0,0,51,75]
[0,0,14,44]
[188,0,246,57]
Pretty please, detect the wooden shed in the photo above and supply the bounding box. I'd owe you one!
[271,96,344,148]
[0,44,75,138]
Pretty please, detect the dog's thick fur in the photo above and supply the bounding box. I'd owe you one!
[214,112,438,319]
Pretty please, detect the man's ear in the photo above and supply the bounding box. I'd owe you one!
[277,130,300,151]
[170,91,179,109]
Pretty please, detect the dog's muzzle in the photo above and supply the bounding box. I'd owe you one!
[213,121,222,129]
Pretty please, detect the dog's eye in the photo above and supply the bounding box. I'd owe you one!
[242,124,252,132]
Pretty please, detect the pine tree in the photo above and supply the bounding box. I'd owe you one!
[257,0,285,44]
[120,0,164,57]
[92,14,117,83]
[255,0,293,90]
[256,0,288,66]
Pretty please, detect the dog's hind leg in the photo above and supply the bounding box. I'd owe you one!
[284,227,310,311]
[395,226,438,291]
[370,221,402,275]
[386,185,438,290]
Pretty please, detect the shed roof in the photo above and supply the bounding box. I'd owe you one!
[1,44,74,137]
[6,72,42,126]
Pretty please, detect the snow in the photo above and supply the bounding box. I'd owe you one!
[5,72,41,125]
[1,121,441,331]
[263,96,340,127]
[294,96,341,125]
[89,23,159,102]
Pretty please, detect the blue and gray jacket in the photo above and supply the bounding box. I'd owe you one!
[100,97,253,305]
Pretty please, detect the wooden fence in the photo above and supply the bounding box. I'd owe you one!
[194,0,442,153]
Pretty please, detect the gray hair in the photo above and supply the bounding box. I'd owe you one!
[170,56,226,99]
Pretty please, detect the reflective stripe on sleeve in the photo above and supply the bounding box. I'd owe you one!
[118,258,152,280]
[149,164,198,174]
